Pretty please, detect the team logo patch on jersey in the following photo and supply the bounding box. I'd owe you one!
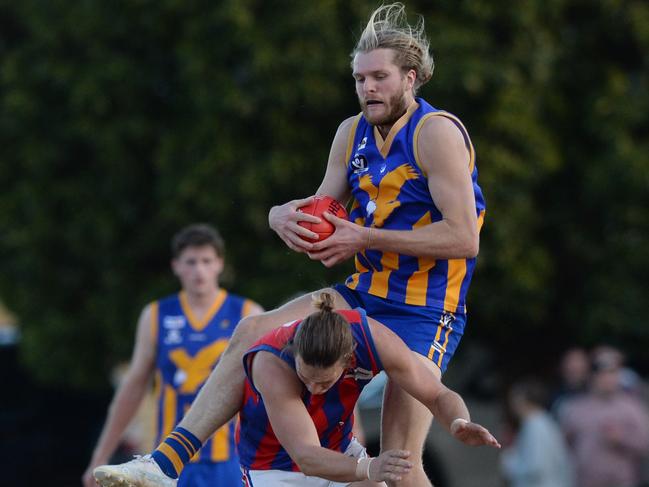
[220,319,230,329]
[351,154,369,174]
[357,137,367,150]
[163,315,186,329]
[164,329,183,345]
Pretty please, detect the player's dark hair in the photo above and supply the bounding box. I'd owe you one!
[171,223,225,258]
[292,292,354,368]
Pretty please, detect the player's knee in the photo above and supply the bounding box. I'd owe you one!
[231,313,269,348]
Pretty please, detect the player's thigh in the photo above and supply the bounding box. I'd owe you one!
[233,288,351,344]
[380,352,441,455]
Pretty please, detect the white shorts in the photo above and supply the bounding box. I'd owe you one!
[241,438,368,487]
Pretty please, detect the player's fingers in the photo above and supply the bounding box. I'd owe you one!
[286,230,315,249]
[321,211,344,224]
[292,195,315,208]
[289,223,319,241]
[388,449,411,458]
[295,212,322,224]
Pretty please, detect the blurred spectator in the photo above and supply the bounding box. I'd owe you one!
[560,350,649,487]
[591,345,645,397]
[501,379,574,487]
[550,347,590,420]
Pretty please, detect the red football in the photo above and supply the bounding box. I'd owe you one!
[297,195,348,242]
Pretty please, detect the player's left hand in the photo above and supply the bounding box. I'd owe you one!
[450,419,501,448]
[307,212,367,267]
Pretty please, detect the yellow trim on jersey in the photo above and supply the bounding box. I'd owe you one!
[412,111,476,177]
[442,210,485,311]
[179,289,227,332]
[162,385,176,437]
[368,252,399,298]
[405,211,435,305]
[242,299,257,317]
[375,101,420,158]
[443,259,466,313]
[344,114,363,166]
[150,301,159,347]
[211,424,230,461]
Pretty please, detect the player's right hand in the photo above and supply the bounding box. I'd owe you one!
[368,449,413,482]
[268,196,320,253]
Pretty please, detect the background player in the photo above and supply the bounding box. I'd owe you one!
[84,224,263,487]
[93,4,484,486]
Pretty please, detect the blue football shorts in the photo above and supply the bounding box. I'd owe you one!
[333,284,465,373]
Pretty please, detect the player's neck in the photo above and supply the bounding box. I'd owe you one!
[183,286,221,312]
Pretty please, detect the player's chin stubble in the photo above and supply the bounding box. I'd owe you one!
[360,91,409,128]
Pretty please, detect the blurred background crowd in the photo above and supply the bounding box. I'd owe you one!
[1,0,648,486]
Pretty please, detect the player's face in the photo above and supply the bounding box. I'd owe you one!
[172,245,223,297]
[353,48,416,127]
[295,356,347,395]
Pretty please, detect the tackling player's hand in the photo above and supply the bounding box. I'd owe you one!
[307,212,367,267]
[368,450,413,482]
[450,418,501,448]
[268,196,319,253]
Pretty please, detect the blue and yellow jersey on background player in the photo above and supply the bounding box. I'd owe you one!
[151,289,256,469]
[343,97,486,314]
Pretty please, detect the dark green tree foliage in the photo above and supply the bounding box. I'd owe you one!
[1,0,647,388]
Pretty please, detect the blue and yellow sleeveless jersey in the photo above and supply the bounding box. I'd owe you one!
[151,290,257,465]
[343,98,486,313]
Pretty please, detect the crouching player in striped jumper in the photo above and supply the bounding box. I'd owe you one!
[94,292,499,486]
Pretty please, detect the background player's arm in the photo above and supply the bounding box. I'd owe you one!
[310,116,479,267]
[252,351,411,483]
[268,116,354,253]
[82,305,157,487]
[368,317,500,448]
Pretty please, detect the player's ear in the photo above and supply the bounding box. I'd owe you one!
[171,258,180,276]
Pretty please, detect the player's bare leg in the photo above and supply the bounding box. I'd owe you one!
[380,352,440,487]
[175,287,352,441]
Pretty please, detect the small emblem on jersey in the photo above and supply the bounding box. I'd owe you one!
[163,316,186,329]
[365,200,377,216]
[173,369,188,387]
[351,154,369,174]
[379,164,387,174]
[357,137,367,150]
[440,312,455,329]
[219,319,230,329]
[164,329,183,345]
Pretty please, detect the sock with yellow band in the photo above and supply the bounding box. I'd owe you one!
[151,427,202,479]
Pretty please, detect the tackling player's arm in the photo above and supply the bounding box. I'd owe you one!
[82,304,157,487]
[268,116,354,253]
[251,351,411,483]
[310,116,479,267]
[368,317,500,448]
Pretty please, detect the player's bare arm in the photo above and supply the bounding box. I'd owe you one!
[309,116,478,267]
[368,317,500,449]
[252,351,412,483]
[268,116,354,254]
[82,304,157,487]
